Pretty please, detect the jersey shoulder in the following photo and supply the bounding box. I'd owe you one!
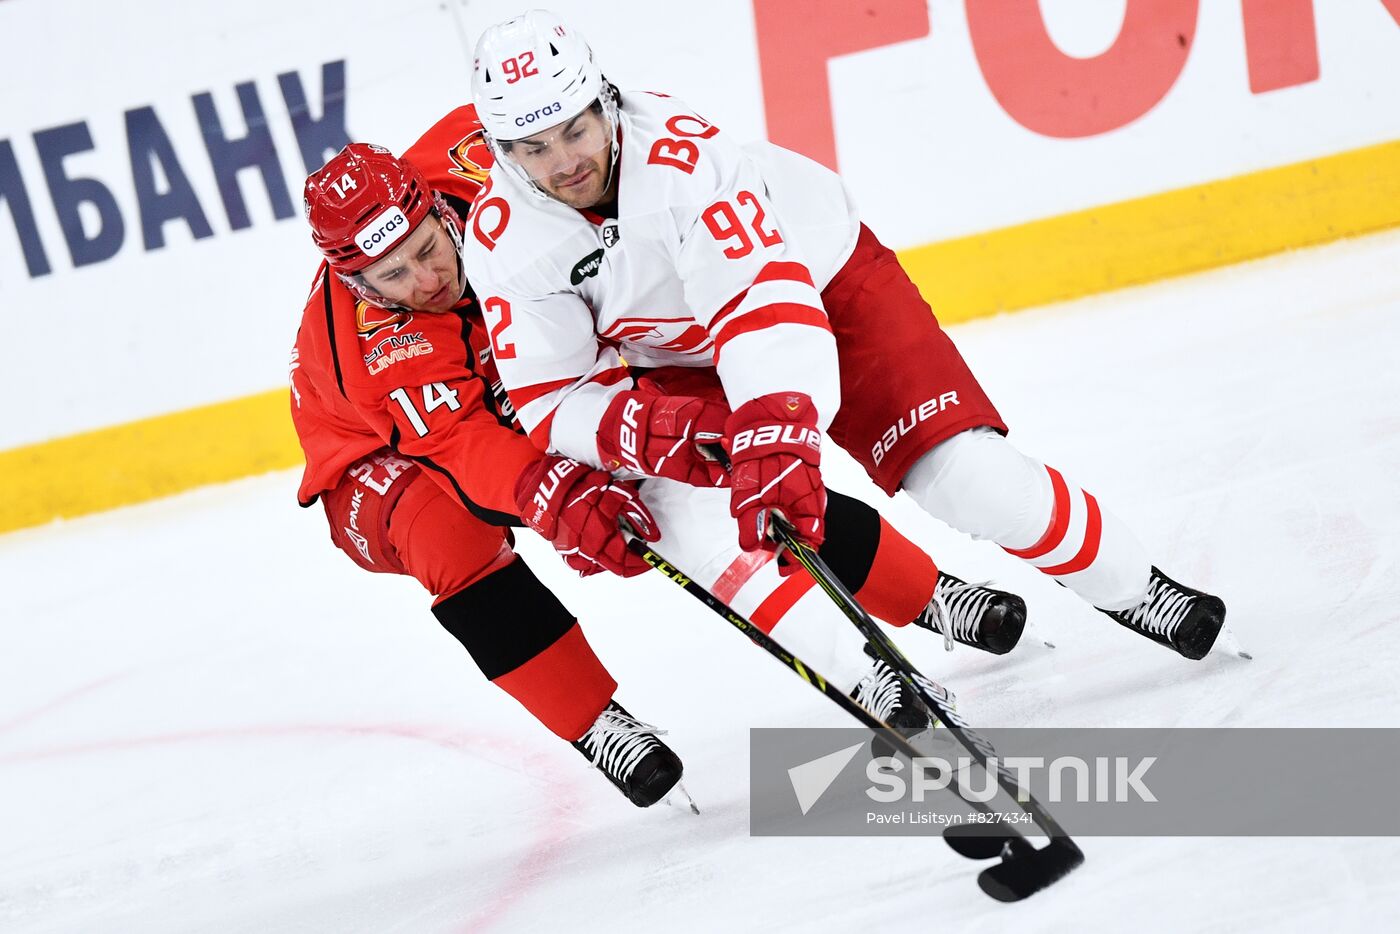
[403,104,493,208]
[461,172,597,297]
[619,90,748,212]
[293,262,335,366]
[350,306,470,394]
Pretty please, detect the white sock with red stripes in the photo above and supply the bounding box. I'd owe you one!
[902,428,1151,611]
[725,559,876,694]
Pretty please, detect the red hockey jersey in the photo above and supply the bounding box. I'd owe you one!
[289,106,538,524]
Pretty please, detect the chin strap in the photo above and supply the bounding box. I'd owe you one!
[598,84,622,199]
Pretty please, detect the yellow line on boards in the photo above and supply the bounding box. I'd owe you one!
[4,138,1400,535]
[906,137,1400,325]
[1,390,302,535]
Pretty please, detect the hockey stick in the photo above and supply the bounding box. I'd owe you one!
[622,535,912,735]
[765,516,1084,901]
[696,443,1081,897]
[622,533,1065,901]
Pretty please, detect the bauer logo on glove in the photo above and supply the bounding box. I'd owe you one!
[729,424,821,456]
[597,389,731,487]
[514,454,659,578]
[524,456,580,532]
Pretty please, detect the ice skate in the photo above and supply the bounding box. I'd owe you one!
[851,645,934,731]
[573,700,684,807]
[1105,567,1226,660]
[913,572,1027,655]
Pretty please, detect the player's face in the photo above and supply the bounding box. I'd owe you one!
[358,215,464,313]
[507,105,615,209]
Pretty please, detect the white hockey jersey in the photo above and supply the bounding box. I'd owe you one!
[461,91,861,467]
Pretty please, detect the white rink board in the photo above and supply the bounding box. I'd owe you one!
[2,0,1400,445]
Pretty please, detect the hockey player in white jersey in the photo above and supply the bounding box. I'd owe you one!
[462,9,1228,660]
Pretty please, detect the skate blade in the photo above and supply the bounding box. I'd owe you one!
[1216,626,1252,660]
[665,780,700,815]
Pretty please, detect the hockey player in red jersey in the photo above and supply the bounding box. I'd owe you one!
[292,142,683,808]
[462,9,1227,660]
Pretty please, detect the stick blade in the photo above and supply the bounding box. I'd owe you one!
[943,825,1015,860]
[977,837,1084,902]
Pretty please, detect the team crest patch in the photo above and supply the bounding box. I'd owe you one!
[570,248,605,285]
[356,301,412,341]
[602,222,621,248]
[448,128,492,184]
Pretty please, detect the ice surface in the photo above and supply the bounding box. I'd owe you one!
[4,230,1400,932]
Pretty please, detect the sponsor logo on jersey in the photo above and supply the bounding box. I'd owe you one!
[344,526,373,564]
[602,222,621,248]
[569,248,605,285]
[514,101,562,128]
[448,128,492,184]
[363,332,433,375]
[345,488,373,564]
[354,205,410,258]
[356,302,412,341]
[288,347,302,408]
[870,391,961,466]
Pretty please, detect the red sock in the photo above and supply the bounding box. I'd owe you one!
[492,623,616,741]
[853,517,938,626]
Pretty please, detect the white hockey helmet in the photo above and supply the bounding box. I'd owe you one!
[472,10,605,143]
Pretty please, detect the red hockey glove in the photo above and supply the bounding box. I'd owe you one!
[723,392,826,557]
[514,455,659,578]
[597,389,730,487]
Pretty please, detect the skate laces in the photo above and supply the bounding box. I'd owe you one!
[929,574,999,649]
[579,706,667,782]
[921,591,955,651]
[1116,573,1194,637]
[854,659,910,722]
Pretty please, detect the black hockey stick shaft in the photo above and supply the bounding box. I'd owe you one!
[700,443,1066,836]
[770,516,1076,844]
[624,537,925,741]
[624,533,1049,824]
[625,531,1076,900]
[623,535,1063,855]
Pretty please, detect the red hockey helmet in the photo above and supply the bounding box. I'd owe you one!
[303,142,434,274]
